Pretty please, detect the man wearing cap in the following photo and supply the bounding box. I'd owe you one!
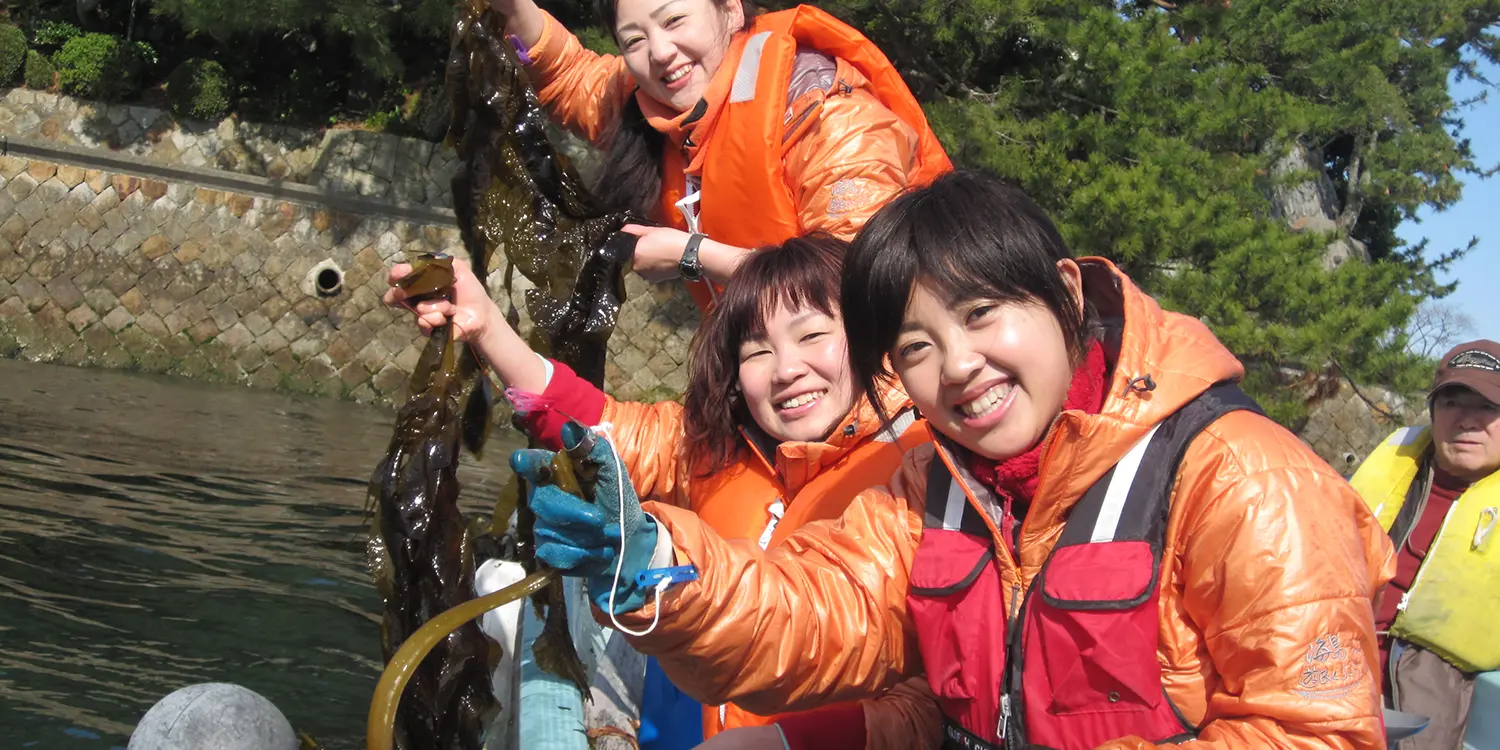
[1350,339,1500,749]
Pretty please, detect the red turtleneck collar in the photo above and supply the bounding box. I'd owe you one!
[968,340,1108,518]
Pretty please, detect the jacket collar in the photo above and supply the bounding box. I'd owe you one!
[738,382,914,494]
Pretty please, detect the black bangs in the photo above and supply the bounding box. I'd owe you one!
[721,233,844,345]
[842,170,1090,424]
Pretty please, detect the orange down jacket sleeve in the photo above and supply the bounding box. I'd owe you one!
[783,81,920,241]
[524,11,634,147]
[606,428,1392,749]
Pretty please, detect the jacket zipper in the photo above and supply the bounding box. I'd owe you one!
[996,417,1070,745]
[780,100,822,144]
[999,582,1021,739]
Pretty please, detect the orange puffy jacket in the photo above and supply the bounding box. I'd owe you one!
[606,259,1397,749]
[523,5,952,307]
[520,362,941,748]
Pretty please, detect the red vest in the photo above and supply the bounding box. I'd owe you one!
[907,384,1260,749]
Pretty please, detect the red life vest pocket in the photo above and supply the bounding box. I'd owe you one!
[907,529,1007,742]
[1025,540,1164,718]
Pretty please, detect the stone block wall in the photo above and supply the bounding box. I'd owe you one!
[605,279,700,402]
[0,152,700,406]
[0,89,459,209]
[0,153,455,402]
[0,88,1410,459]
[0,147,1411,458]
[1299,380,1424,475]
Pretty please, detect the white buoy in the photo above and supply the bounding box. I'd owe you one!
[129,683,298,750]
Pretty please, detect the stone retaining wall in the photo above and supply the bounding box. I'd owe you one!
[0,89,459,209]
[0,88,1410,465]
[1300,380,1424,475]
[0,152,699,406]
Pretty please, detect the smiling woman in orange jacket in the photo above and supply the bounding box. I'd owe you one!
[386,234,939,749]
[488,0,951,308]
[518,171,1398,750]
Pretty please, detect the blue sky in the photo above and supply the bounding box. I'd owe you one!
[1396,59,1500,344]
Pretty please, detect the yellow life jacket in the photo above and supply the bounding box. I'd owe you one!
[1349,426,1500,672]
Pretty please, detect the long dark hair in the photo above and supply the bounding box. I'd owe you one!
[683,233,847,470]
[589,0,759,215]
[842,170,1098,424]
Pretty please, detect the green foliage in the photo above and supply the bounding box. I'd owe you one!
[577,27,620,56]
[23,49,56,90]
[0,25,25,84]
[167,58,232,120]
[150,0,454,82]
[809,0,1497,423]
[131,41,160,68]
[363,106,399,132]
[30,21,82,50]
[53,33,143,101]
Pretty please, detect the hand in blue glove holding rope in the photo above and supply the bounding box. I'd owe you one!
[510,421,686,623]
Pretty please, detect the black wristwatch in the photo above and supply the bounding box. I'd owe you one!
[679,233,707,282]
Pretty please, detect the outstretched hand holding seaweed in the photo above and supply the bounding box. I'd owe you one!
[386,258,550,396]
[366,0,642,747]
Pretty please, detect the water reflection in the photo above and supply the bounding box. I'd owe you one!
[0,358,520,749]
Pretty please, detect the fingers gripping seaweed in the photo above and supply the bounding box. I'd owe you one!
[367,1,641,748]
[368,256,493,750]
[446,0,639,705]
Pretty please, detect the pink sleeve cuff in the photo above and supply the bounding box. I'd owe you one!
[514,360,607,450]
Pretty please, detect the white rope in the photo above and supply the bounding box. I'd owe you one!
[590,424,671,637]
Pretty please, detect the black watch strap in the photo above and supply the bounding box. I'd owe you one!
[679,233,707,282]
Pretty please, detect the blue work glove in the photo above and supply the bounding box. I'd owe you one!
[509,421,659,614]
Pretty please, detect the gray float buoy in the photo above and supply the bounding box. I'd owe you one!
[129,683,298,750]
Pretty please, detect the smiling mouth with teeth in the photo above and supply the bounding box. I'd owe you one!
[777,390,825,411]
[664,66,690,83]
[958,383,1013,419]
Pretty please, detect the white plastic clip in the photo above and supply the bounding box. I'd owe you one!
[674,191,702,235]
[1473,507,1497,552]
[756,500,785,550]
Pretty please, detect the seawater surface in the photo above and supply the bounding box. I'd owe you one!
[0,358,519,748]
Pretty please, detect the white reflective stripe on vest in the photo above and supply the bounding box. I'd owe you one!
[730,32,773,103]
[1090,423,1161,543]
[874,408,918,443]
[941,477,968,531]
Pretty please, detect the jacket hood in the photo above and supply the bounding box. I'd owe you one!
[1020,258,1244,550]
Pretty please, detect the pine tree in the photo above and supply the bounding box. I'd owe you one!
[148,0,456,82]
[785,0,1499,425]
